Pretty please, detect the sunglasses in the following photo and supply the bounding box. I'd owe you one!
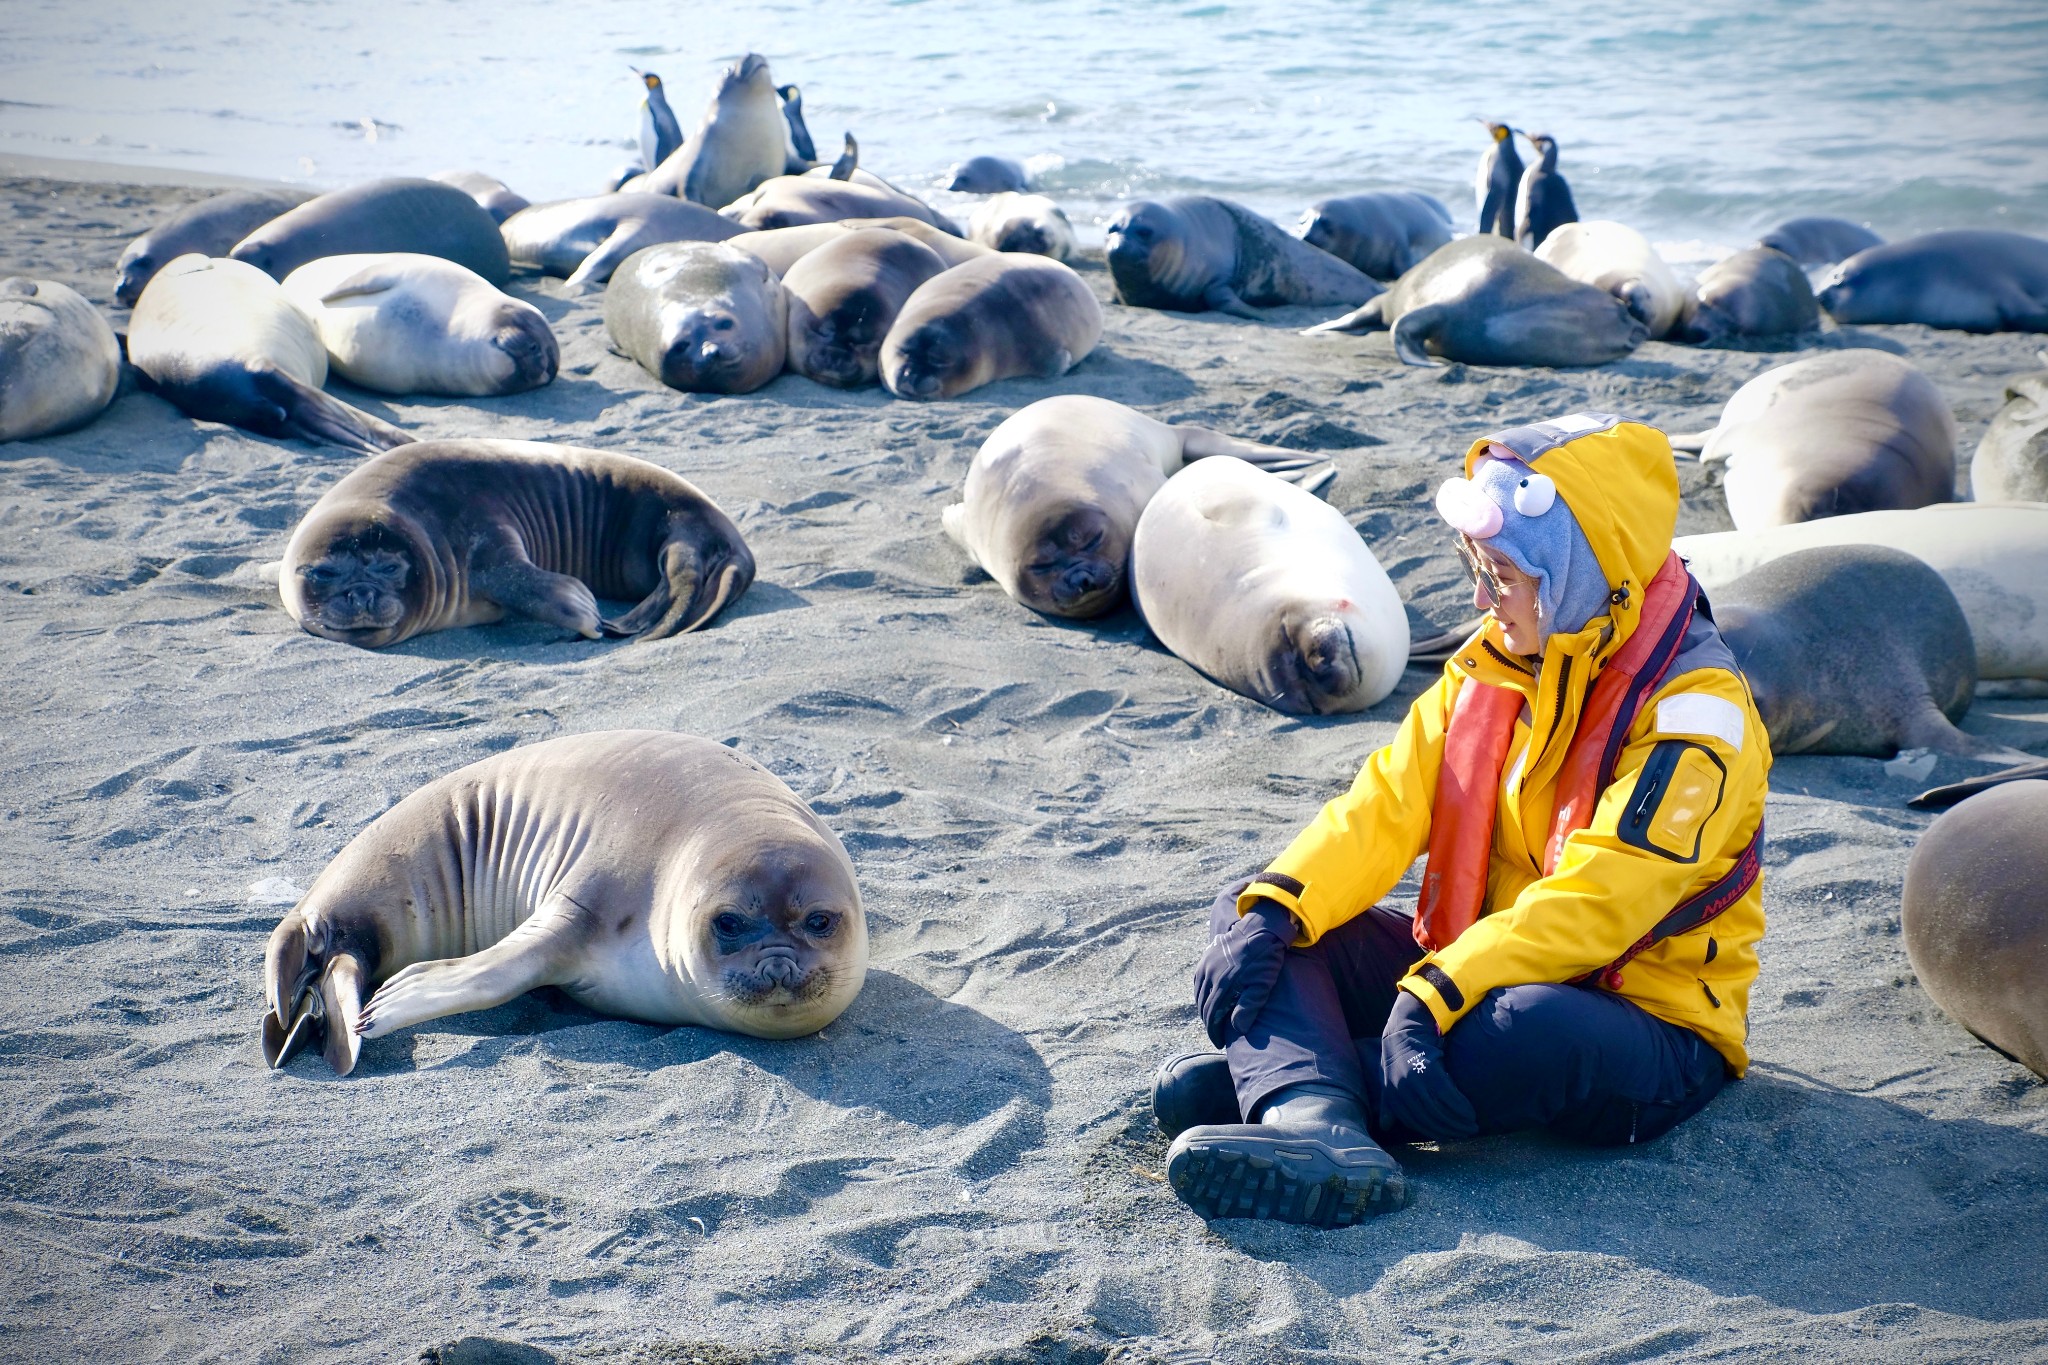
[1456,535,1529,608]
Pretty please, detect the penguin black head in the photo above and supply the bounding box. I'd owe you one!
[631,67,662,91]
[1488,122,1512,142]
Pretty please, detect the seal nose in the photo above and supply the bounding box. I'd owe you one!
[758,948,800,988]
[1055,560,1113,604]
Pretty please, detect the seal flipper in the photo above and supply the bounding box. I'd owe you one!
[1898,702,2035,764]
[257,370,413,453]
[1201,282,1262,320]
[1666,429,1715,456]
[1301,296,1387,336]
[356,893,588,1041]
[1388,304,1448,367]
[1407,621,1484,667]
[1174,425,1338,499]
[1911,758,2048,810]
[941,503,970,550]
[319,953,367,1076]
[470,546,604,639]
[611,534,753,639]
[564,224,645,294]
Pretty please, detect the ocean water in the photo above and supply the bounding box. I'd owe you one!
[4,0,2045,265]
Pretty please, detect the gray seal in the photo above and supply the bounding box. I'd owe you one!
[880,253,1102,401]
[430,170,530,224]
[1105,195,1381,317]
[628,53,790,209]
[783,228,949,388]
[0,277,121,442]
[947,155,1029,193]
[279,437,753,648]
[229,177,511,285]
[113,188,313,307]
[1673,246,1819,343]
[604,242,789,394]
[1304,234,1648,367]
[1902,779,2048,1079]
[1292,191,1453,281]
[1757,216,1883,267]
[1973,366,2048,502]
[261,730,865,1075]
[1817,230,2048,333]
[500,192,742,294]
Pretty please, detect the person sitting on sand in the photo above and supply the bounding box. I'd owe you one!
[1153,412,1770,1227]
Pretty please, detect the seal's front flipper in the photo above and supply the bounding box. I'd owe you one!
[356,894,587,1040]
[1912,757,2048,810]
[471,548,604,640]
[1666,429,1716,457]
[940,503,970,551]
[263,372,412,453]
[564,225,642,294]
[1900,704,2033,765]
[1301,297,1387,336]
[1202,283,1262,320]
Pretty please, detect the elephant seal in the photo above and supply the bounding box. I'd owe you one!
[948,156,1029,194]
[629,54,795,208]
[1305,234,1648,367]
[1292,191,1453,281]
[229,177,511,286]
[1535,220,1688,339]
[1973,367,2048,502]
[1758,216,1883,268]
[943,394,1337,619]
[1674,246,1819,343]
[279,253,558,397]
[1130,456,1408,714]
[501,193,742,294]
[1515,132,1578,250]
[431,170,529,224]
[260,730,864,1076]
[280,437,753,648]
[1901,779,2048,1079]
[880,253,1102,401]
[113,188,312,307]
[969,193,1076,261]
[1669,350,1956,529]
[605,242,788,394]
[128,255,410,453]
[1672,503,2048,682]
[0,277,120,442]
[729,218,990,275]
[783,228,948,388]
[1817,230,2048,333]
[720,174,962,234]
[1474,122,1523,238]
[1105,195,1380,317]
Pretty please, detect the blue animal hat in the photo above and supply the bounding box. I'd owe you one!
[1435,451,1612,646]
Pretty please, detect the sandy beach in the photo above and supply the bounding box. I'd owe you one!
[3,162,2046,1363]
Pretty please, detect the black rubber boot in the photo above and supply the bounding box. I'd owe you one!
[1164,1084,1405,1226]
[1151,1052,1240,1140]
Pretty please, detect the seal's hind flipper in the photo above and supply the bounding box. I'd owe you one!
[1174,425,1338,499]
[625,539,752,641]
[1408,621,1483,667]
[1388,305,1447,366]
[1302,297,1387,336]
[1666,429,1715,456]
[319,953,367,1075]
[1201,283,1262,320]
[1909,758,2048,810]
[264,372,412,454]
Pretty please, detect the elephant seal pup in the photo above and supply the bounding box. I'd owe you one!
[720,175,962,235]
[627,53,789,208]
[948,155,1030,193]
[280,438,752,648]
[1673,246,1819,343]
[1105,195,1380,317]
[969,193,1076,261]
[1669,350,1956,530]
[128,255,410,453]
[730,218,991,275]
[261,730,864,1075]
[431,170,529,224]
[279,253,558,397]
[1306,235,1647,367]
[880,253,1101,401]
[229,177,511,286]
[1973,367,2048,502]
[783,229,949,388]
[500,193,742,294]
[1131,457,1407,714]
[1818,230,2048,332]
[0,278,120,442]
[1293,191,1453,281]
[1758,216,1883,268]
[1672,503,2048,682]
[1535,220,1688,339]
[113,188,312,307]
[605,242,788,394]
[943,394,1336,619]
[1902,779,2048,1079]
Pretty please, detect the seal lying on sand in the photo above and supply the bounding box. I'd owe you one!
[128,255,411,453]
[626,53,789,208]
[730,218,991,275]
[1306,235,1647,367]
[280,438,753,647]
[1669,350,1957,529]
[229,177,511,286]
[0,277,120,442]
[880,253,1101,400]
[1293,191,1453,281]
[1973,365,2048,502]
[605,242,789,394]
[261,730,865,1075]
[1757,216,1882,268]
[1672,247,1819,343]
[1106,195,1380,317]
[1818,230,2048,333]
[1131,457,1408,714]
[720,174,961,234]
[944,394,1337,618]
[969,193,1076,261]
[1902,779,2048,1079]
[783,228,948,387]
[113,188,312,306]
[500,193,742,294]
[1535,220,1688,339]
[431,169,530,224]
[948,155,1030,193]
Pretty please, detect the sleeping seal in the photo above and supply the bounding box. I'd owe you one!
[1535,220,1688,339]
[500,192,743,294]
[720,174,962,235]
[783,228,948,387]
[1131,457,1408,714]
[729,218,991,275]
[1817,231,2048,332]
[880,253,1101,401]
[1757,216,1883,268]
[605,242,788,394]
[1902,779,2048,1079]
[1292,191,1453,281]
[261,729,864,1075]
[280,437,752,648]
[627,53,790,208]
[943,394,1336,619]
[279,253,557,397]
[1673,246,1819,343]
[1973,367,2048,502]
[1669,350,1957,529]
[128,255,410,453]
[947,156,1030,193]
[969,193,1076,261]
[431,170,530,224]
[0,277,121,442]
[229,177,511,286]
[113,188,313,307]
[1105,195,1380,317]
[1306,235,1648,367]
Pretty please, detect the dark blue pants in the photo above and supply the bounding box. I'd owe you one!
[1208,879,1730,1147]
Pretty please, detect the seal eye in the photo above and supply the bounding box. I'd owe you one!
[803,911,835,936]
[713,912,746,937]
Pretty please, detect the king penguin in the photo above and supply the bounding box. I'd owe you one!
[1474,121,1524,238]
[777,83,819,171]
[1516,132,1579,250]
[633,68,684,172]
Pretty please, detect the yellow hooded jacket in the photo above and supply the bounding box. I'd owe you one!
[1239,417,1770,1073]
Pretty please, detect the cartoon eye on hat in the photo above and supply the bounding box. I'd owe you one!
[1435,477,1503,539]
[1513,472,1557,517]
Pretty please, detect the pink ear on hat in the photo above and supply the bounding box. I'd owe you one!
[1435,477,1503,539]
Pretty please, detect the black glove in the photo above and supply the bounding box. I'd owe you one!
[1379,988,1480,1140]
[1192,897,1296,1047]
